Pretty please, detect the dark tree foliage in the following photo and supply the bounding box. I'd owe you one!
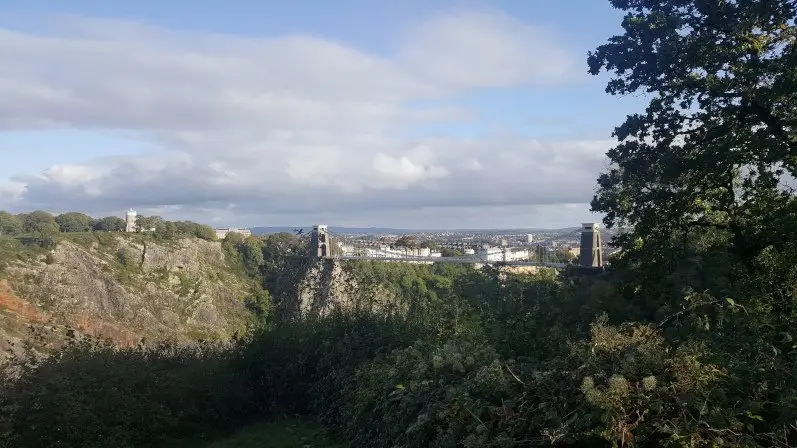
[134,215,163,232]
[589,0,797,261]
[93,216,126,232]
[439,247,463,257]
[0,211,23,236]
[20,211,60,237]
[394,235,419,249]
[153,220,217,241]
[55,212,95,233]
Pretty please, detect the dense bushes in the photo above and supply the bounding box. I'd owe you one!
[0,255,770,447]
[241,311,424,417]
[0,310,422,447]
[1,254,796,447]
[3,216,797,447]
[0,337,252,448]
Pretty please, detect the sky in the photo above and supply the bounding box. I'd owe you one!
[0,0,647,229]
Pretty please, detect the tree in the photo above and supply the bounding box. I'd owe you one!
[21,211,60,237]
[394,235,418,249]
[191,223,217,241]
[93,216,126,232]
[55,212,95,233]
[135,215,162,232]
[263,232,302,256]
[440,247,463,257]
[0,211,23,236]
[588,0,797,260]
[240,237,265,277]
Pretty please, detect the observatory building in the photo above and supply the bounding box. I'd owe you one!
[125,209,137,233]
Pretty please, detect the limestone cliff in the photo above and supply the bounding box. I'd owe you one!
[296,260,403,316]
[0,235,254,361]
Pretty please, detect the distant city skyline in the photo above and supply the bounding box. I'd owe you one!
[0,0,640,228]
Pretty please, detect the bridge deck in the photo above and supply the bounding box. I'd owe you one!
[332,255,566,269]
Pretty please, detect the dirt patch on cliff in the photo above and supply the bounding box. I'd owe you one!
[73,314,142,347]
[0,280,48,324]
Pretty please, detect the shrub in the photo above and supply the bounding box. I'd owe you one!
[0,336,252,448]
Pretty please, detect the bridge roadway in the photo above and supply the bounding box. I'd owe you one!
[332,255,567,269]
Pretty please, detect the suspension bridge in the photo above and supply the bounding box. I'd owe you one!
[307,224,604,270]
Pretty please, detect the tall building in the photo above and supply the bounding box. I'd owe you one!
[579,222,603,267]
[310,224,331,258]
[125,209,137,233]
[526,234,534,244]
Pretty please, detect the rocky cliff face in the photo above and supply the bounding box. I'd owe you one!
[0,235,254,361]
[296,260,402,316]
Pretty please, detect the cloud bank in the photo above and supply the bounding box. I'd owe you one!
[0,10,610,228]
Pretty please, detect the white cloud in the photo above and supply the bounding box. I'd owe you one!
[0,11,606,227]
[397,11,579,88]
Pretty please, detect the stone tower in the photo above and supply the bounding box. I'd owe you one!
[125,209,137,233]
[579,222,603,268]
[310,224,331,259]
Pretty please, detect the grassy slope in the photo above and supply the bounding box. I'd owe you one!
[172,419,347,448]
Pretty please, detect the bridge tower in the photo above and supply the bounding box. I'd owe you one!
[579,222,603,268]
[310,224,331,259]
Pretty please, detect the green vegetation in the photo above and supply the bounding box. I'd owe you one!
[55,212,95,233]
[0,216,225,326]
[0,210,216,242]
[1,1,796,447]
[0,212,217,282]
[93,216,126,232]
[0,236,50,274]
[0,211,22,236]
[190,420,345,448]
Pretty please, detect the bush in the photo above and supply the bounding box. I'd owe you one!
[237,311,422,418]
[0,337,252,448]
[1,252,795,447]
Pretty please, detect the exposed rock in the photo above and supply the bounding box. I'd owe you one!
[0,235,254,361]
[297,260,402,317]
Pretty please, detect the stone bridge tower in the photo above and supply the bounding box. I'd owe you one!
[310,224,331,259]
[579,222,603,268]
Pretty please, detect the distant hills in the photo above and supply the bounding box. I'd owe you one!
[250,226,405,235]
[249,226,585,236]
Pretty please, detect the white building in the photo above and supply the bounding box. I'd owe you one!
[215,227,252,240]
[125,209,137,233]
[368,246,440,258]
[336,243,441,260]
[527,234,534,244]
[476,246,531,263]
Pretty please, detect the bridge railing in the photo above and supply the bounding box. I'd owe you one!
[331,254,566,269]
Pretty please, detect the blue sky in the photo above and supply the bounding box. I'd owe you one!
[0,0,644,228]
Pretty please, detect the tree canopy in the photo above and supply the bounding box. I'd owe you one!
[0,211,23,236]
[152,220,217,241]
[394,235,419,249]
[55,212,95,233]
[21,211,60,237]
[135,215,163,232]
[93,216,126,232]
[589,0,797,260]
